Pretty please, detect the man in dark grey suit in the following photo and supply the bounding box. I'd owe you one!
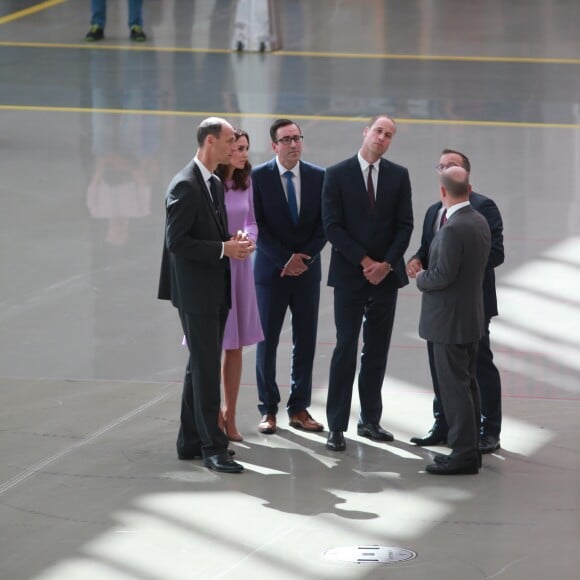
[158,117,253,474]
[408,149,504,454]
[412,166,491,475]
[322,115,413,452]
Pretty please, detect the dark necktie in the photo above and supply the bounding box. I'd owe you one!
[367,164,375,211]
[284,170,299,224]
[439,208,447,228]
[209,176,221,217]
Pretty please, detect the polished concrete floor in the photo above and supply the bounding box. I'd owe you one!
[1,1,579,579]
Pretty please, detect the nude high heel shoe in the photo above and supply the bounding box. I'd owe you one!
[223,419,243,442]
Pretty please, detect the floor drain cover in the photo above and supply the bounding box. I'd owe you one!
[323,545,417,564]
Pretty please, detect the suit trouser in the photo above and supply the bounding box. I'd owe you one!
[432,342,481,461]
[177,307,229,458]
[428,318,502,436]
[255,278,320,416]
[326,285,397,431]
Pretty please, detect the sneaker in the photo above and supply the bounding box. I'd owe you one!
[130,25,147,42]
[85,25,104,42]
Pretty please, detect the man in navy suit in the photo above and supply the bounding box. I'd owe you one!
[407,149,504,454]
[252,119,326,435]
[158,117,253,474]
[322,115,414,452]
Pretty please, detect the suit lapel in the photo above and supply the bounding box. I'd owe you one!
[346,156,369,212]
[297,160,309,223]
[192,164,227,237]
[375,158,391,209]
[427,203,442,243]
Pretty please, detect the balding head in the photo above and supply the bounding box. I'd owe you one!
[440,166,470,202]
[197,116,231,146]
[196,116,235,171]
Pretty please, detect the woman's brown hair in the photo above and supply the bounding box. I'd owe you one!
[215,129,251,190]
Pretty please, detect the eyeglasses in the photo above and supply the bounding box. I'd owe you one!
[435,162,462,172]
[274,135,304,145]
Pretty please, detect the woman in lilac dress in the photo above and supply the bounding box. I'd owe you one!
[215,129,263,441]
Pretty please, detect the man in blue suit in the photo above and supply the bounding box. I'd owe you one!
[252,119,326,435]
[407,149,504,454]
[322,115,414,452]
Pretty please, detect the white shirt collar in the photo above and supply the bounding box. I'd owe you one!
[445,200,470,220]
[194,156,214,185]
[276,157,298,177]
[357,151,378,172]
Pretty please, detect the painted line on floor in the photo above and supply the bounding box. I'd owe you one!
[0,0,68,25]
[0,40,232,53]
[0,40,579,64]
[0,389,172,496]
[1,104,579,130]
[274,49,580,65]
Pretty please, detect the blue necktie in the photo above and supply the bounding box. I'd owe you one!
[284,170,299,224]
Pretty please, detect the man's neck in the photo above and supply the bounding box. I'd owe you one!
[277,157,299,172]
[197,150,217,173]
[446,196,469,208]
[359,149,381,165]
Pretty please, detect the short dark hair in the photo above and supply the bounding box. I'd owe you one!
[441,169,470,198]
[440,148,471,173]
[197,118,224,146]
[215,129,252,190]
[269,118,300,142]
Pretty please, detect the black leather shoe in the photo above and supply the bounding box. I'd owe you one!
[410,423,447,446]
[434,452,482,468]
[433,452,448,464]
[203,453,243,473]
[426,456,479,475]
[178,449,235,460]
[326,431,346,451]
[357,423,394,442]
[479,434,500,454]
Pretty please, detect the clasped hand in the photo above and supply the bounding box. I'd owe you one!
[224,230,255,260]
[406,257,423,279]
[361,257,390,285]
[280,253,311,277]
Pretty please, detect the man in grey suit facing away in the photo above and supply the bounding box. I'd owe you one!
[410,166,491,475]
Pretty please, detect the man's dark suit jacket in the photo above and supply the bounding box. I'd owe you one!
[322,155,413,290]
[158,159,231,311]
[252,158,326,284]
[412,191,504,320]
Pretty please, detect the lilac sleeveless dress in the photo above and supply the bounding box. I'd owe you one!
[221,180,263,349]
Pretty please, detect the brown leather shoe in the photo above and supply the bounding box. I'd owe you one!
[258,414,277,434]
[289,410,324,432]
